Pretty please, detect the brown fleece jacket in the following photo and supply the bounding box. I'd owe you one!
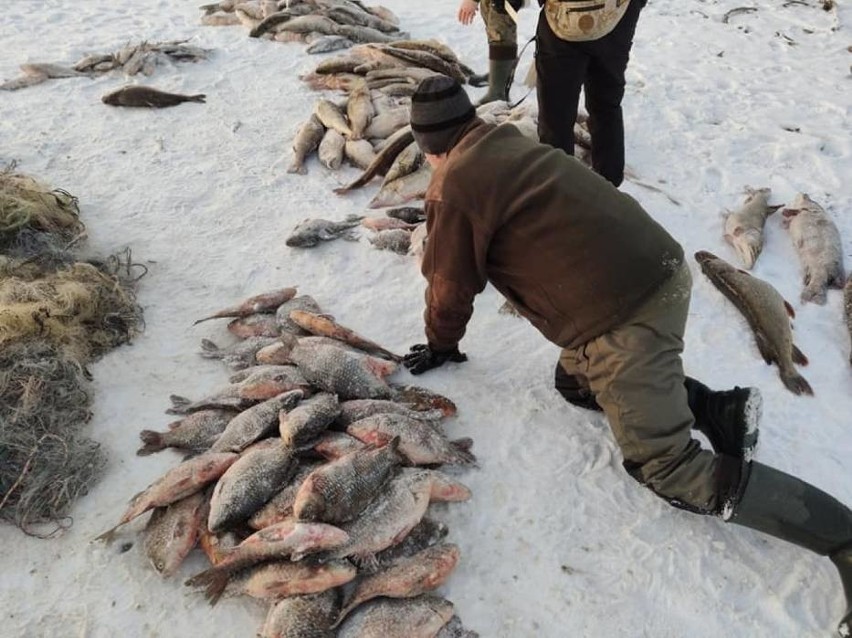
[421,118,684,352]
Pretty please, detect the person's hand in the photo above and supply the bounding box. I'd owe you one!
[403,343,468,375]
[458,0,478,25]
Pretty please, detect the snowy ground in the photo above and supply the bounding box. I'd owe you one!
[1,0,850,636]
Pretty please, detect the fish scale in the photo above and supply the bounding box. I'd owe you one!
[279,391,341,447]
[210,389,303,453]
[249,460,323,530]
[289,340,396,400]
[260,590,340,638]
[336,596,455,638]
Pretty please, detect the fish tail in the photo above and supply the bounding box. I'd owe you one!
[190,94,206,103]
[287,161,307,175]
[185,567,229,605]
[166,395,192,415]
[199,338,221,356]
[452,437,474,452]
[136,430,166,456]
[791,344,808,366]
[800,284,827,305]
[449,440,478,467]
[94,524,120,544]
[193,315,217,325]
[780,370,813,396]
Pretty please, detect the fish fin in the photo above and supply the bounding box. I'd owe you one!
[451,437,474,452]
[287,163,308,175]
[199,339,221,356]
[136,430,166,456]
[94,524,121,544]
[766,204,783,215]
[170,395,191,408]
[190,94,206,103]
[780,371,813,396]
[800,285,827,305]
[791,344,808,366]
[784,300,796,318]
[449,441,478,467]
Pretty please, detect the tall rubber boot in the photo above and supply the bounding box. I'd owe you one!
[684,377,761,459]
[476,56,515,106]
[727,462,852,636]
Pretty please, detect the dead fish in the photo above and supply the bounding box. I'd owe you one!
[306,35,355,54]
[274,30,307,43]
[362,108,409,140]
[366,5,400,26]
[370,228,412,254]
[193,287,298,324]
[199,336,284,370]
[315,57,364,75]
[168,367,307,415]
[344,139,378,170]
[20,62,88,78]
[318,128,346,170]
[288,340,397,400]
[210,389,304,453]
[227,314,282,338]
[73,53,116,72]
[279,392,341,448]
[277,14,340,35]
[369,163,432,209]
[337,596,454,637]
[288,309,402,361]
[333,544,460,627]
[208,440,297,532]
[346,413,476,466]
[286,215,363,248]
[249,9,298,37]
[722,188,780,270]
[436,615,480,638]
[0,74,50,91]
[221,559,357,604]
[844,275,852,366]
[695,251,812,395]
[312,431,368,460]
[380,46,466,82]
[289,114,326,175]
[335,125,413,193]
[255,335,301,365]
[201,12,242,25]
[137,409,234,455]
[294,437,402,524]
[143,491,207,577]
[373,518,449,569]
[315,99,353,137]
[386,206,426,224]
[276,296,325,334]
[248,461,322,530]
[361,217,418,232]
[102,85,206,107]
[198,524,243,567]
[381,141,423,186]
[389,384,457,417]
[337,399,444,427]
[781,193,845,305]
[335,24,405,44]
[260,590,341,638]
[95,452,239,542]
[323,5,399,33]
[199,0,237,13]
[186,521,349,602]
[386,39,463,64]
[347,81,374,140]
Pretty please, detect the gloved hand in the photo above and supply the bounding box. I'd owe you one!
[493,0,524,15]
[403,343,468,375]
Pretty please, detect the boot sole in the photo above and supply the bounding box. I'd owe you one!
[742,388,762,462]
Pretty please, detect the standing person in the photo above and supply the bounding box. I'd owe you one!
[536,0,646,186]
[403,75,852,635]
[457,0,519,104]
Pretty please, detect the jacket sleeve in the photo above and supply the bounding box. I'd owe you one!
[421,200,490,351]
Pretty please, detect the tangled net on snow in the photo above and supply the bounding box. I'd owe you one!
[0,341,106,537]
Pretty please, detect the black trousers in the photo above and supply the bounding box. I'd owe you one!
[535,0,644,186]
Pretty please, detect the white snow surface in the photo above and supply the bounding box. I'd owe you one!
[1,0,851,636]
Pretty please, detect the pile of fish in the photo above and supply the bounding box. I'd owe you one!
[96,286,479,637]
[0,40,210,91]
[199,0,411,53]
[698,189,850,391]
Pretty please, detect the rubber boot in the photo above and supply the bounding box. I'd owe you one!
[476,57,514,106]
[684,377,761,459]
[728,462,852,636]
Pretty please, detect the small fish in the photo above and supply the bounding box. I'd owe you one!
[318,128,346,170]
[102,85,206,108]
[286,215,363,248]
[695,251,812,395]
[289,114,326,175]
[722,188,780,270]
[781,193,845,305]
[143,491,207,577]
[220,559,357,605]
[193,287,298,324]
[279,392,341,448]
[137,409,234,455]
[199,336,287,370]
[260,590,341,638]
[289,340,397,400]
[336,596,455,638]
[386,206,426,224]
[210,389,304,453]
[314,99,353,137]
[288,309,402,361]
[370,228,412,254]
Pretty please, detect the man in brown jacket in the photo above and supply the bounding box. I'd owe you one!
[402,75,852,636]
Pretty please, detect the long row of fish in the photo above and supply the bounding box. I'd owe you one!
[0,40,210,91]
[199,0,410,52]
[97,286,479,637]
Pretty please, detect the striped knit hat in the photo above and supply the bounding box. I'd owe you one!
[410,75,476,155]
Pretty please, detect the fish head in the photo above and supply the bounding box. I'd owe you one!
[293,488,326,522]
[693,250,722,269]
[101,92,119,105]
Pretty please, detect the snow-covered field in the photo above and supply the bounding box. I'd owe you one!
[1,0,850,636]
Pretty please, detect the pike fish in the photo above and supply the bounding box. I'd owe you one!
[286,215,363,248]
[381,141,423,185]
[289,340,397,400]
[143,491,207,577]
[279,391,341,448]
[722,188,780,269]
[781,193,845,305]
[260,590,341,638]
[293,437,402,524]
[333,544,460,627]
[288,309,402,361]
[137,409,234,455]
[695,251,812,395]
[193,287,297,324]
[336,596,454,638]
[210,389,304,453]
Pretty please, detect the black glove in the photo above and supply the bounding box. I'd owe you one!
[493,0,524,14]
[403,343,468,376]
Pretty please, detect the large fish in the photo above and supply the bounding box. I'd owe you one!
[199,335,294,370]
[695,251,812,395]
[286,215,363,248]
[260,590,341,638]
[346,413,476,466]
[288,309,402,361]
[276,295,324,334]
[293,437,402,524]
[279,392,341,448]
[346,81,374,140]
[314,98,353,137]
[373,517,449,570]
[226,313,282,338]
[102,86,206,108]
[248,461,323,530]
[344,139,377,170]
[318,128,346,170]
[168,367,308,414]
[289,114,326,175]
[781,193,845,305]
[337,399,444,427]
[137,409,235,455]
[333,544,460,627]
[336,596,455,638]
[210,389,304,453]
[143,491,207,577]
[334,125,413,193]
[381,141,423,186]
[368,163,432,209]
[289,340,397,400]
[221,559,357,604]
[95,451,238,542]
[193,287,297,324]
[723,187,780,269]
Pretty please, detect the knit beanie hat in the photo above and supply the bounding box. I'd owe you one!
[410,75,476,155]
